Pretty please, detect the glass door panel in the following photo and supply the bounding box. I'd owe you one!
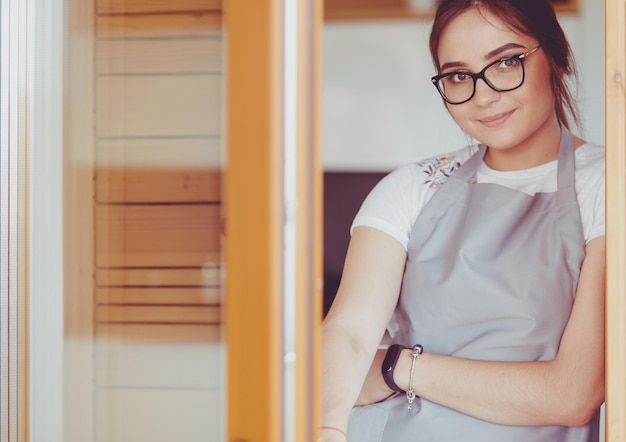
[61,0,225,440]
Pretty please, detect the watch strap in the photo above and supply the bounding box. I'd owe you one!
[381,344,409,393]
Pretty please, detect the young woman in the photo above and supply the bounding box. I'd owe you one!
[320,0,605,441]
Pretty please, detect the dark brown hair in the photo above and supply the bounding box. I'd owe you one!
[429,0,579,130]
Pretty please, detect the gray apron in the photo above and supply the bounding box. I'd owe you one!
[348,128,600,441]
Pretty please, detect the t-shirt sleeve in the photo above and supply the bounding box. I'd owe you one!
[584,152,605,242]
[576,144,605,243]
[350,147,472,250]
[350,164,426,250]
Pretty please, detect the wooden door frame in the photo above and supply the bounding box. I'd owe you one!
[605,0,626,440]
[225,0,322,441]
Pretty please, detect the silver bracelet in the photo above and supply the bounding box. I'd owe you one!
[406,344,423,410]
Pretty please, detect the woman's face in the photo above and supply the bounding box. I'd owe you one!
[437,7,558,159]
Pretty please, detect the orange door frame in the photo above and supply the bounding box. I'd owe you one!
[225,1,322,440]
[605,0,626,439]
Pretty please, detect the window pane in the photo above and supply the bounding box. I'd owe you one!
[30,1,225,440]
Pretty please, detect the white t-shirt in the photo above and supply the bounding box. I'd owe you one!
[352,142,605,249]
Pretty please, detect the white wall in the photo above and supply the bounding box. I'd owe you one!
[322,0,605,171]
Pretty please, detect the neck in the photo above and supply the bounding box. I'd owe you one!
[483,117,563,171]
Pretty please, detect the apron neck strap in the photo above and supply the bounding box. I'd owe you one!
[453,125,576,185]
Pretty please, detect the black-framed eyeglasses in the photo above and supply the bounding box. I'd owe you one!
[431,45,541,105]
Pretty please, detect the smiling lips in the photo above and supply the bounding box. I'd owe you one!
[479,110,515,127]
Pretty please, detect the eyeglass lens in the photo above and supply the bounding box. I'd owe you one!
[437,56,524,104]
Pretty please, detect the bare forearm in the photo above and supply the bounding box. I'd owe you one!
[321,228,408,431]
[389,348,603,427]
[321,322,377,431]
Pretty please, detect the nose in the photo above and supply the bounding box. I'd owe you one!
[473,77,501,107]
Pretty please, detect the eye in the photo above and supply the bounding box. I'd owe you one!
[497,56,521,70]
[448,72,471,84]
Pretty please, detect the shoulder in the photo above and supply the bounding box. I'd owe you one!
[389,145,478,189]
[575,141,604,165]
[351,145,477,250]
[574,142,605,186]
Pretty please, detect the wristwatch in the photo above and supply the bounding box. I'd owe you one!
[381,344,409,393]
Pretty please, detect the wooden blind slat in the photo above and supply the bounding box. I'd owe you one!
[97,168,221,203]
[96,0,221,15]
[95,305,220,324]
[96,204,221,268]
[96,287,221,305]
[96,267,220,286]
[97,38,221,75]
[97,12,221,39]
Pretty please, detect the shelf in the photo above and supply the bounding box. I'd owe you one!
[324,0,579,21]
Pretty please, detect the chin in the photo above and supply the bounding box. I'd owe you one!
[470,129,522,150]
[481,136,521,150]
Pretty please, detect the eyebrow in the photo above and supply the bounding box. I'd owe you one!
[439,42,528,72]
